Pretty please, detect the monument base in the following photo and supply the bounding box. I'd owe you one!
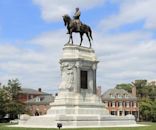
[18,45,137,128]
[18,91,136,128]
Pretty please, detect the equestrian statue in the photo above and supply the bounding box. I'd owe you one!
[62,8,93,48]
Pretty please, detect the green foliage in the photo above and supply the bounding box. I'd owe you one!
[148,84,156,101]
[139,100,152,121]
[0,89,7,117]
[132,80,148,98]
[115,83,132,93]
[151,101,156,122]
[135,80,156,122]
[6,101,25,115]
[3,79,21,101]
[115,79,156,122]
[0,79,26,120]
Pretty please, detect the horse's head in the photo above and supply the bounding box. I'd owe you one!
[62,14,71,26]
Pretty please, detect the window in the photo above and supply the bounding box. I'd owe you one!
[36,97,41,102]
[119,102,122,107]
[122,102,125,107]
[119,111,122,116]
[29,95,34,99]
[112,102,115,107]
[124,94,128,98]
[111,111,117,115]
[110,94,114,98]
[133,102,136,107]
[125,111,129,115]
[126,101,129,107]
[80,70,88,89]
[118,94,121,98]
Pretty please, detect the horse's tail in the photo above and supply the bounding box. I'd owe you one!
[89,27,93,40]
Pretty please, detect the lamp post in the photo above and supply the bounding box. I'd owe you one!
[57,123,62,130]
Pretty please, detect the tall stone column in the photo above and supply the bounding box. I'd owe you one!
[92,63,97,94]
[76,66,80,93]
[93,69,96,94]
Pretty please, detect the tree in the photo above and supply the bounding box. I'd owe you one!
[151,101,156,122]
[139,100,152,121]
[1,79,26,120]
[0,89,7,119]
[3,79,21,101]
[132,80,148,98]
[0,87,11,121]
[116,79,156,122]
[5,101,25,119]
[115,83,132,93]
[148,84,156,101]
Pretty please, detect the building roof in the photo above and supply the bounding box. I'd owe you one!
[101,88,137,101]
[26,94,54,105]
[19,88,47,95]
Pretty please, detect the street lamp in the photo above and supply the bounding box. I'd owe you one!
[57,123,62,130]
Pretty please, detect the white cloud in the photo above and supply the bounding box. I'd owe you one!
[0,29,156,93]
[0,30,71,92]
[100,0,156,30]
[91,29,156,90]
[1,0,156,93]
[33,0,105,22]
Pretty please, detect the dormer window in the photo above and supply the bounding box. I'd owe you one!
[36,97,41,102]
[110,93,114,98]
[117,93,121,98]
[123,94,128,98]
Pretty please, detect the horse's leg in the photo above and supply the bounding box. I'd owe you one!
[79,33,83,46]
[71,33,73,44]
[86,33,91,48]
[67,33,70,44]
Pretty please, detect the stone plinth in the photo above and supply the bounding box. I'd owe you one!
[18,45,137,128]
[58,45,98,94]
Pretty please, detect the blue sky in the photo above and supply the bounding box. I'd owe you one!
[0,0,156,93]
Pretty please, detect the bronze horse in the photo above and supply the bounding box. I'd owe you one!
[62,15,93,48]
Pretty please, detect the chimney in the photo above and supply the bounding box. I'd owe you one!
[55,93,58,96]
[131,83,136,97]
[38,88,42,92]
[96,86,101,97]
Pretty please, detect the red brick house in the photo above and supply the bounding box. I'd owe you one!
[26,94,54,116]
[101,88,139,120]
[18,88,46,103]
[17,88,54,116]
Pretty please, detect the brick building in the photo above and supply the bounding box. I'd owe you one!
[18,88,54,116]
[26,94,54,116]
[18,88,46,103]
[101,88,139,120]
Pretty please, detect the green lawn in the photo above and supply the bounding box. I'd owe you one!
[0,122,155,130]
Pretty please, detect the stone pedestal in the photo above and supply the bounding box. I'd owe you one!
[58,44,98,93]
[18,45,136,128]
